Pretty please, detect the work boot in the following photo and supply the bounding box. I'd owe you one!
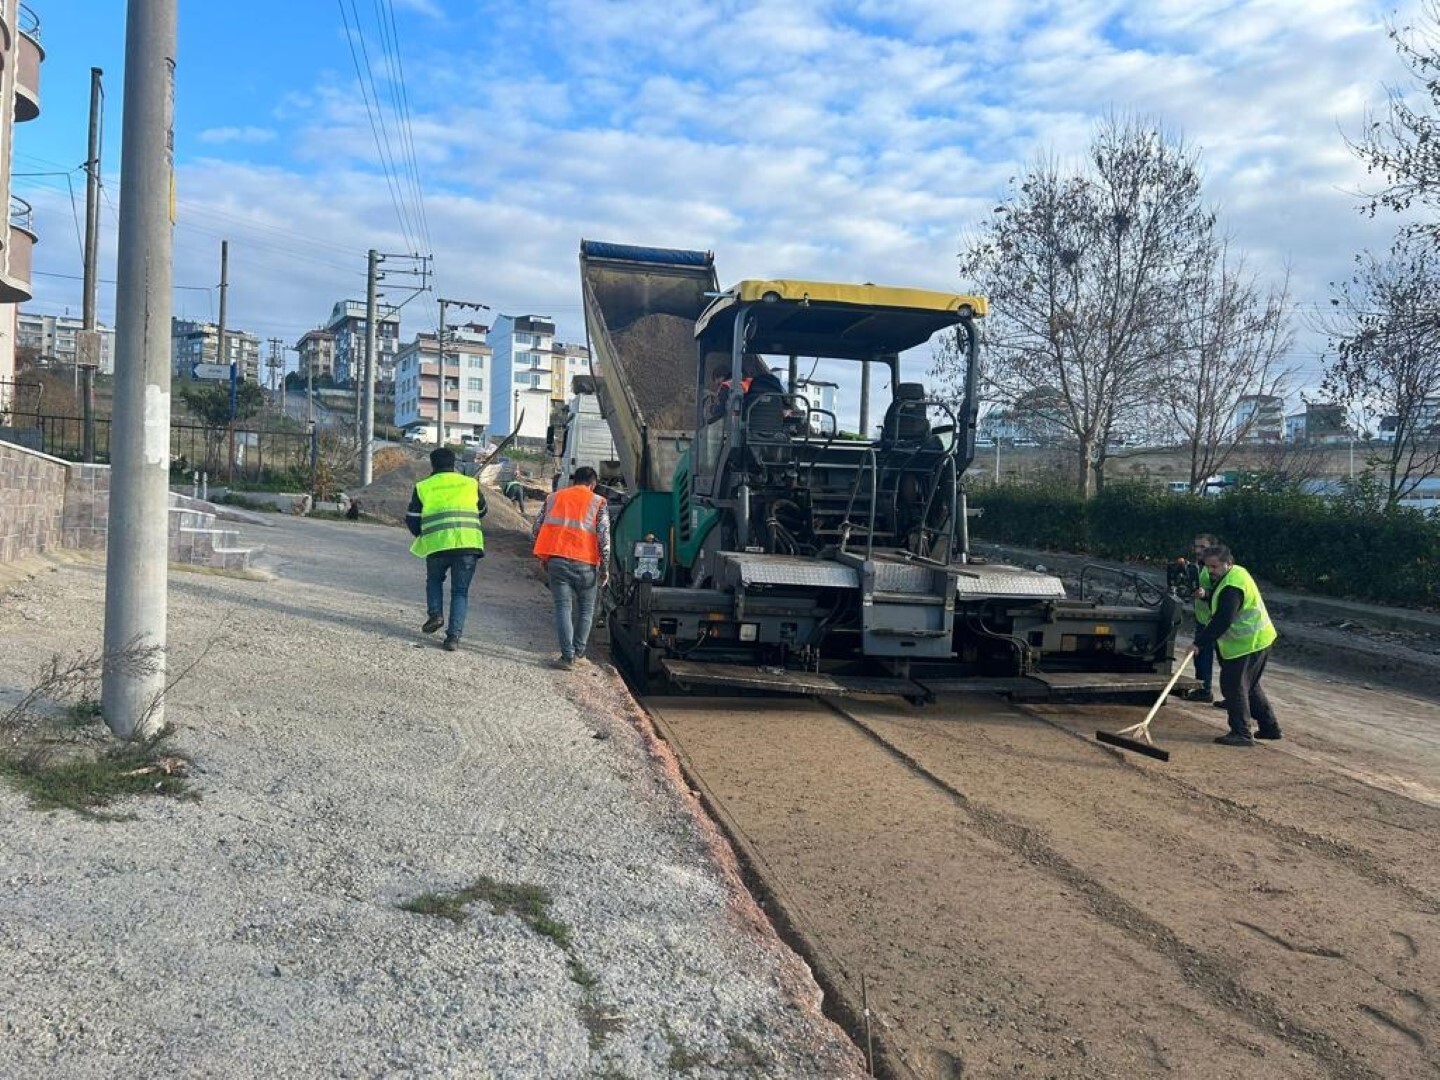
[548,655,574,670]
[1214,732,1256,747]
[422,613,444,634]
[1185,687,1214,703]
[1254,726,1283,740]
[1212,700,1229,710]
[443,635,460,652]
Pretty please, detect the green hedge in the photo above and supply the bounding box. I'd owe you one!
[970,481,1440,608]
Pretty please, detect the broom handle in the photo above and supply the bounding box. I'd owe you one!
[1140,653,1193,729]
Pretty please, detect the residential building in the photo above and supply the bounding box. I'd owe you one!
[293,328,336,383]
[325,299,400,388]
[17,312,115,374]
[0,0,43,414]
[793,376,839,433]
[393,323,492,440]
[549,340,592,401]
[1235,394,1284,442]
[171,318,262,383]
[489,314,556,443]
[1286,402,1350,444]
[1377,397,1440,443]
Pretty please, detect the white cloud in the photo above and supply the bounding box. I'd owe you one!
[197,126,277,146]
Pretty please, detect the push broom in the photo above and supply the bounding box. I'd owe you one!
[1094,654,1192,762]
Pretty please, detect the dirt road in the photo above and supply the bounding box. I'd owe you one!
[644,681,1440,1079]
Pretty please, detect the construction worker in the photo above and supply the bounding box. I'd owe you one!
[1186,532,1220,702]
[531,465,611,670]
[1192,544,1281,746]
[405,446,486,652]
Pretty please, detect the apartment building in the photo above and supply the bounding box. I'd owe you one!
[17,312,115,374]
[0,0,43,413]
[393,323,492,440]
[488,314,556,443]
[549,340,592,400]
[325,300,400,388]
[293,328,336,383]
[171,318,262,383]
[1235,394,1285,442]
[792,376,839,433]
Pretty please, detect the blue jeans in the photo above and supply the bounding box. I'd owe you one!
[426,552,479,638]
[547,557,598,660]
[1193,634,1216,693]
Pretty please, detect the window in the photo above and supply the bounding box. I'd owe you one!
[468,356,484,369]
[514,332,534,346]
[467,378,483,391]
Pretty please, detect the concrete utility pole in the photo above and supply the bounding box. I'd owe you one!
[859,361,871,438]
[267,336,283,412]
[217,240,234,480]
[103,0,176,740]
[435,296,489,450]
[81,66,103,463]
[360,249,379,486]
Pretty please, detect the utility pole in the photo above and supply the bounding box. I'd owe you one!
[267,336,283,415]
[859,361,871,439]
[435,296,489,450]
[103,0,176,739]
[360,249,379,486]
[81,66,104,463]
[217,239,233,481]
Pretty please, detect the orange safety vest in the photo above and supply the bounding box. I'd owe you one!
[533,485,604,565]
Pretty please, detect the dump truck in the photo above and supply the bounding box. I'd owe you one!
[580,240,1181,700]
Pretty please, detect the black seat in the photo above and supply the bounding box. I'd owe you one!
[882,383,931,444]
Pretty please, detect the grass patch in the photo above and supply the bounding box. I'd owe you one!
[0,724,196,820]
[64,697,103,727]
[400,875,573,949]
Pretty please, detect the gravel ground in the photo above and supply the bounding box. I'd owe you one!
[0,510,863,1079]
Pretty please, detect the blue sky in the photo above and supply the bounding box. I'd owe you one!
[18,0,1429,410]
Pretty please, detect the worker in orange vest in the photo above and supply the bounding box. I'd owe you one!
[531,465,611,670]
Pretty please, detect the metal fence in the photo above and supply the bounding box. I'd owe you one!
[7,413,317,488]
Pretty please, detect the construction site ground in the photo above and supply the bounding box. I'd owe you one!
[2,488,1437,1078]
[637,538,1440,1079]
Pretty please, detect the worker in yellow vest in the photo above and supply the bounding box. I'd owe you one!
[1187,532,1219,702]
[1192,544,1281,746]
[531,466,611,670]
[405,447,486,652]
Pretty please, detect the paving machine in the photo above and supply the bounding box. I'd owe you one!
[581,240,1181,699]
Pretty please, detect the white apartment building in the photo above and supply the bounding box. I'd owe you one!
[1235,394,1285,442]
[489,314,557,443]
[393,323,492,439]
[17,312,115,374]
[171,318,261,382]
[325,300,400,388]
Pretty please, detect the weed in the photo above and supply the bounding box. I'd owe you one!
[664,1024,708,1073]
[579,1000,625,1051]
[397,890,471,923]
[64,697,103,727]
[0,724,195,820]
[398,875,574,953]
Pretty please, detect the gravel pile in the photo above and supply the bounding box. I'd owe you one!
[609,313,698,432]
[0,515,863,1078]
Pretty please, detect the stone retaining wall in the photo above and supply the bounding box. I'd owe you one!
[0,441,67,562]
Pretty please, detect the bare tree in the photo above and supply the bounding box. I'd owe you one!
[1160,241,1294,492]
[1322,235,1440,509]
[941,116,1215,496]
[1351,1,1440,239]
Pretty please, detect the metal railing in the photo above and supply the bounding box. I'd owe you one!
[9,195,33,231]
[18,3,39,38]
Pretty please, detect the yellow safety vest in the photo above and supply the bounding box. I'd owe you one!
[410,472,485,558]
[1194,566,1213,626]
[1208,564,1277,660]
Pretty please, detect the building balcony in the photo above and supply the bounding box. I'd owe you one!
[15,5,43,123]
[0,197,37,302]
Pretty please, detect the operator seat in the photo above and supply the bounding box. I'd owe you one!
[881,383,932,445]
